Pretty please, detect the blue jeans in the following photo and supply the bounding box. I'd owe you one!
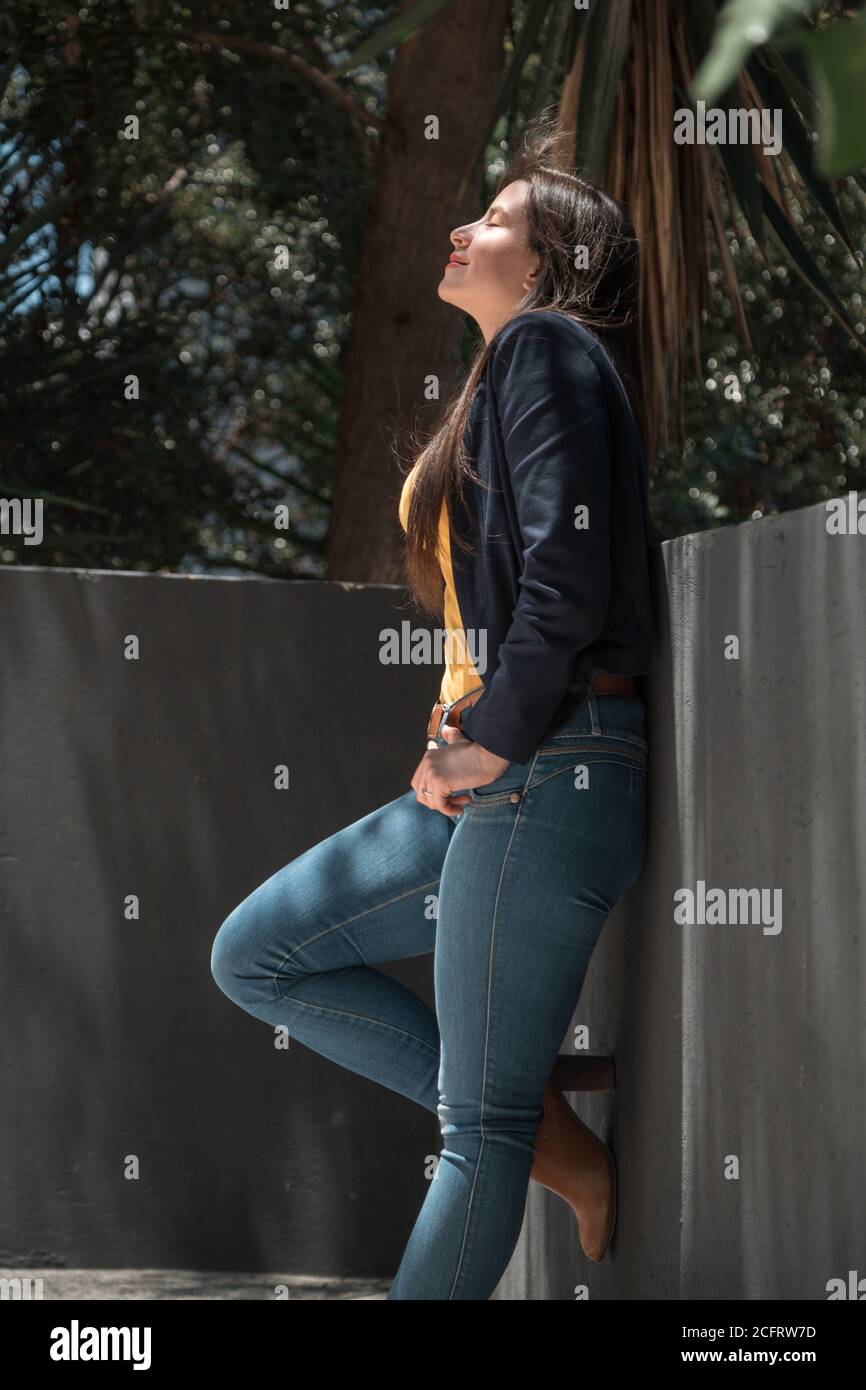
[210,691,648,1299]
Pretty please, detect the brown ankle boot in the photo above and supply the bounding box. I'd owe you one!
[529,1079,617,1261]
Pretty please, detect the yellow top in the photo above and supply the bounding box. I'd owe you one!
[398,462,482,706]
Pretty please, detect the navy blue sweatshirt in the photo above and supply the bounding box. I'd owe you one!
[450,308,653,764]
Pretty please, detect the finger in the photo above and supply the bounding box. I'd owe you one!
[420,787,457,816]
[410,759,430,794]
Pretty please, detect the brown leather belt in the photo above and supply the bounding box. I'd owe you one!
[426,670,638,743]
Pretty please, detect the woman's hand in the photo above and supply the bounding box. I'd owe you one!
[410,722,510,817]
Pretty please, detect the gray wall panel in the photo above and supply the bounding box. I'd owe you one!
[0,568,441,1276]
[496,496,866,1299]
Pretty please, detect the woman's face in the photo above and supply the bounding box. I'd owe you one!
[438,179,540,341]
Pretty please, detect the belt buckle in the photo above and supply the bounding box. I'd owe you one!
[427,688,482,748]
[426,698,449,748]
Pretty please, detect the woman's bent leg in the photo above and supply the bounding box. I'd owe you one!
[388,720,648,1300]
[211,789,454,1113]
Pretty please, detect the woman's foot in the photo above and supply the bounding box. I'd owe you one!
[529,1079,616,1261]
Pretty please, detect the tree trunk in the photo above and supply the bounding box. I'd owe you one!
[327,0,510,584]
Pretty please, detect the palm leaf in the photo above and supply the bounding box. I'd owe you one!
[527,0,575,118]
[0,482,112,515]
[794,14,866,176]
[683,0,765,247]
[330,0,460,78]
[574,0,633,181]
[691,0,821,102]
[747,50,856,250]
[456,0,555,205]
[765,43,818,121]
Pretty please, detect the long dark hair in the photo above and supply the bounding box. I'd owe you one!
[402,112,647,619]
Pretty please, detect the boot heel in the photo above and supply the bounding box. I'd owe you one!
[551,1054,616,1093]
[531,1079,618,1261]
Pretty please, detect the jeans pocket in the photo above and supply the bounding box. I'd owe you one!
[463,760,529,807]
[535,731,647,766]
[527,737,647,796]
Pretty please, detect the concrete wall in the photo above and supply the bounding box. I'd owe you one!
[498,493,866,1300]
[1,490,864,1295]
[0,569,442,1276]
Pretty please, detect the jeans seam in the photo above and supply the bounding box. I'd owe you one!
[272,877,441,986]
[542,730,647,750]
[469,750,647,806]
[447,749,538,1299]
[526,760,639,794]
[273,992,441,1057]
[537,742,646,765]
[535,753,646,776]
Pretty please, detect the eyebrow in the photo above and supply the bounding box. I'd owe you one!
[486,204,510,219]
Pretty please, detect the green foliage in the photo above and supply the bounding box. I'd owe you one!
[796,14,866,175]
[330,0,457,76]
[692,0,866,178]
[0,0,863,579]
[573,0,632,183]
[0,0,386,575]
[654,174,865,538]
[691,0,821,101]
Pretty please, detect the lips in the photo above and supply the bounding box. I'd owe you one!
[449,256,468,265]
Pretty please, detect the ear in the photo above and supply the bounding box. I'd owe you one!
[522,255,541,292]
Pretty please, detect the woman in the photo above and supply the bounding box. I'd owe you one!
[211,121,653,1300]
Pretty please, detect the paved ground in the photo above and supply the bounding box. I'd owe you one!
[0,1269,389,1300]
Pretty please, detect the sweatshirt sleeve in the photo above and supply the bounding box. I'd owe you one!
[458,317,612,764]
